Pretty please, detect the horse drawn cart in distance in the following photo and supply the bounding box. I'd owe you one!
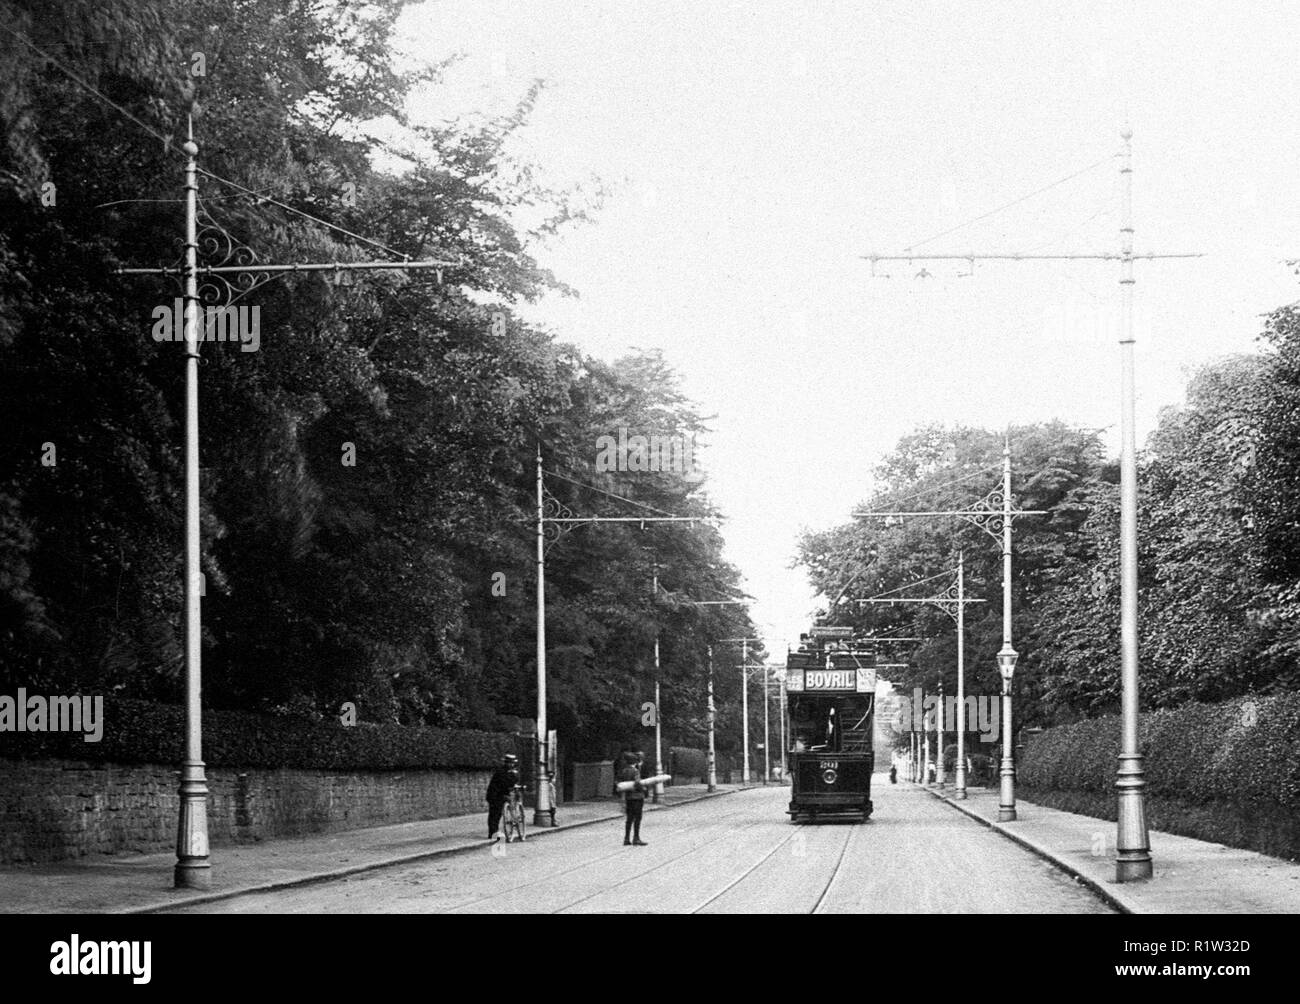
[785,626,877,823]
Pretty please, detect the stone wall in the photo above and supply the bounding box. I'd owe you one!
[0,758,492,865]
[570,761,615,802]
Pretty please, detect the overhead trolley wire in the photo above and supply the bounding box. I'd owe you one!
[1,23,430,263]
[543,468,700,520]
[902,154,1118,254]
[863,463,1000,512]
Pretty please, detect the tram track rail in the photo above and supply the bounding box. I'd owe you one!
[686,828,801,913]
[548,802,768,914]
[441,797,765,914]
[810,820,859,913]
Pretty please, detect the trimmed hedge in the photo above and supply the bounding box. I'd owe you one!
[669,746,708,780]
[0,698,515,771]
[1020,693,1300,860]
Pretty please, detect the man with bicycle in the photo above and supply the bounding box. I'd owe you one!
[486,753,520,840]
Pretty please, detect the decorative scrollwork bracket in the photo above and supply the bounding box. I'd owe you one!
[193,206,273,308]
[542,488,595,556]
[955,486,1008,548]
[929,577,961,624]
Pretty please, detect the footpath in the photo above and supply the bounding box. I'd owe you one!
[0,783,745,915]
[924,782,1300,913]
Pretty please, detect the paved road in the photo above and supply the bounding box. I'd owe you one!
[164,781,1113,914]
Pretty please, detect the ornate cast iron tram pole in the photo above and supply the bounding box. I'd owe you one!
[117,121,455,888]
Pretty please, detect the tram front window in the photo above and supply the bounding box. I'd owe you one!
[790,697,835,752]
[790,696,873,754]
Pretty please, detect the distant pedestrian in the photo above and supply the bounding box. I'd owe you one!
[620,750,648,846]
[486,753,519,840]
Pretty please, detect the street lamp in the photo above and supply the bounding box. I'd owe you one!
[921,703,930,784]
[935,677,946,789]
[996,643,1018,822]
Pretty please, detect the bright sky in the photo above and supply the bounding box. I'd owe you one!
[395,0,1300,654]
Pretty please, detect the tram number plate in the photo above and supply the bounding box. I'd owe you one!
[819,761,839,770]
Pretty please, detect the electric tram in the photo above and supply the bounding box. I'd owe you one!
[785,626,876,822]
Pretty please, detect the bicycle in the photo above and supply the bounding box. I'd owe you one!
[501,784,527,843]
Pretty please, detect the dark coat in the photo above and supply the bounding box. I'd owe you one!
[486,767,518,805]
[619,764,645,802]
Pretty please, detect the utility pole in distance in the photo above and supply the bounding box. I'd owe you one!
[706,646,716,791]
[663,596,757,792]
[651,583,751,797]
[855,567,985,793]
[537,462,708,816]
[720,637,764,783]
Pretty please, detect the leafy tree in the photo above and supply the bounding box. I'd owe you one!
[801,349,1300,729]
[0,0,760,763]
[800,422,1111,729]
[1246,306,1300,690]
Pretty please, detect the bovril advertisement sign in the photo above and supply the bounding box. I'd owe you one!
[785,665,875,693]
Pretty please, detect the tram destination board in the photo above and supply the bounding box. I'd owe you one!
[808,625,853,639]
